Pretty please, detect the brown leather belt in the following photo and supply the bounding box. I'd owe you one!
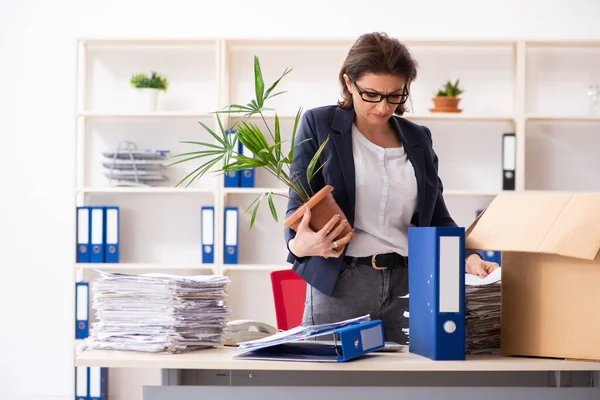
[346,252,408,270]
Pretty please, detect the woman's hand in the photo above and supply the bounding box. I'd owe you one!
[288,207,354,259]
[465,253,499,278]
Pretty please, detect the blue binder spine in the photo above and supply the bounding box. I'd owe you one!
[201,206,215,264]
[75,366,89,400]
[89,367,108,400]
[336,320,385,361]
[408,226,465,361]
[103,206,119,263]
[224,206,239,264]
[239,140,255,188]
[75,282,89,339]
[90,206,105,263]
[224,130,240,187]
[76,207,91,263]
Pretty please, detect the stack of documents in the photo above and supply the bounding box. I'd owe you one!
[464,268,502,354]
[103,143,169,187]
[86,271,230,354]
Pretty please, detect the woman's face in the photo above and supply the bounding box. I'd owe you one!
[344,73,407,126]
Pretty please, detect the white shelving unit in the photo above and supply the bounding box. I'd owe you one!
[73,37,600,396]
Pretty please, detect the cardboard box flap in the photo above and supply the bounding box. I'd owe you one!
[465,193,600,260]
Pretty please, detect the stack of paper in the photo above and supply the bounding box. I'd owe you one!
[85,271,230,354]
[464,268,502,354]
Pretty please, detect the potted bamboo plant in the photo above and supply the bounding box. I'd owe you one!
[430,79,464,113]
[168,56,352,241]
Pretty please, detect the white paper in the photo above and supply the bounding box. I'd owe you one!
[465,267,502,286]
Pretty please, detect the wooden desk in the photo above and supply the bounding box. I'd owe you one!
[76,347,600,372]
[77,348,600,399]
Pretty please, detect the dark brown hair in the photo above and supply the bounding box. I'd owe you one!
[338,32,418,115]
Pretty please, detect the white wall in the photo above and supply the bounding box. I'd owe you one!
[2,0,600,399]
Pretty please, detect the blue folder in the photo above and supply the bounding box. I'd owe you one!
[408,226,465,361]
[235,318,384,362]
[103,206,119,263]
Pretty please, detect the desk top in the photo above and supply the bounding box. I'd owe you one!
[76,347,600,371]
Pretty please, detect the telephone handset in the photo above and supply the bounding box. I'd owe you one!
[222,319,278,346]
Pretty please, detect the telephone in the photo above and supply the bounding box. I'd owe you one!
[222,319,278,347]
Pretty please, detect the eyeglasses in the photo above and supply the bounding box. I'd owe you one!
[351,79,409,105]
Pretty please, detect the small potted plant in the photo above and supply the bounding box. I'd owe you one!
[430,79,464,113]
[168,56,352,241]
[129,71,169,111]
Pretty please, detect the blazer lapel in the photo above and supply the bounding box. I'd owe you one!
[391,118,427,226]
[330,107,356,222]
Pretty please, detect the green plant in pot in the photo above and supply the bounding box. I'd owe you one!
[130,71,169,111]
[168,56,352,241]
[430,79,464,113]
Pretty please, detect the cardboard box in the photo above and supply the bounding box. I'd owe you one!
[465,192,600,360]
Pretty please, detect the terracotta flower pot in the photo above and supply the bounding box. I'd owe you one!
[430,96,462,113]
[283,185,353,241]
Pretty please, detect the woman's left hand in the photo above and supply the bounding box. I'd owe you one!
[465,254,499,278]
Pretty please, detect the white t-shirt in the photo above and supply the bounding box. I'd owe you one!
[345,123,418,257]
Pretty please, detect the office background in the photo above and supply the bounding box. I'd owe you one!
[2,0,600,399]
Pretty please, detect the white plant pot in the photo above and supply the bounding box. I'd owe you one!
[132,88,161,112]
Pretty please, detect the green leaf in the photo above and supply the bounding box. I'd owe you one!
[265,90,287,101]
[198,120,227,148]
[306,136,329,187]
[254,56,265,109]
[287,107,303,162]
[263,67,291,102]
[248,194,264,229]
[274,114,281,161]
[174,141,223,150]
[267,192,278,222]
[165,151,223,168]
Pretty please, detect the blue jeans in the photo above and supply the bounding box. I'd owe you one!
[302,256,409,344]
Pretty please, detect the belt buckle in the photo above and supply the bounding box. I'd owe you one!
[371,255,387,270]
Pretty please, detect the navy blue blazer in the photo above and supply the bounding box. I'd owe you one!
[284,105,466,296]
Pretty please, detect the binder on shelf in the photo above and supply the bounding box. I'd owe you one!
[89,367,108,400]
[408,226,465,361]
[75,282,89,339]
[224,206,239,264]
[201,206,215,264]
[75,366,88,400]
[76,207,91,263]
[90,206,105,263]
[103,206,119,263]
[475,210,501,265]
[239,141,255,188]
[224,130,240,187]
[502,133,516,190]
[235,316,384,362]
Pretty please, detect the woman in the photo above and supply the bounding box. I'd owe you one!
[283,32,498,344]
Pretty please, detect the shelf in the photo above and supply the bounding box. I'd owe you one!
[222,264,291,272]
[75,347,600,371]
[78,111,213,119]
[526,115,600,122]
[82,38,217,47]
[76,263,216,272]
[403,113,514,122]
[525,40,600,48]
[223,187,288,196]
[77,187,215,194]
